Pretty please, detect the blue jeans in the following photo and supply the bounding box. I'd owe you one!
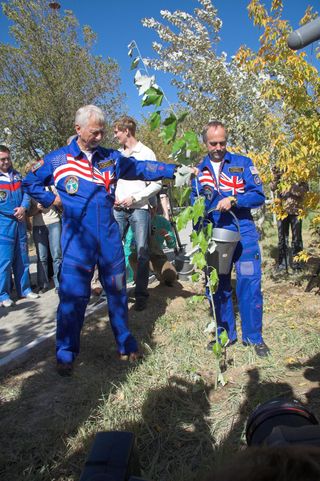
[114,208,150,299]
[33,222,62,288]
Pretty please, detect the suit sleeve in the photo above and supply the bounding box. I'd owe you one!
[236,158,265,209]
[22,157,56,208]
[116,154,176,182]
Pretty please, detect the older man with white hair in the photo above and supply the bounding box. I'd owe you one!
[23,105,192,375]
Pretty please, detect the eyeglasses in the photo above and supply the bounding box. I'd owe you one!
[0,156,10,161]
[209,141,227,147]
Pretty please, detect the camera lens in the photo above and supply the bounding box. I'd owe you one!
[246,398,319,446]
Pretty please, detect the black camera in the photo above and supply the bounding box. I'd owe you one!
[79,431,149,481]
[246,398,320,447]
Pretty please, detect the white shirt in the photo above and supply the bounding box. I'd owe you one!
[115,141,162,210]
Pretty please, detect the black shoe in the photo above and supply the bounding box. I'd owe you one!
[39,287,49,294]
[292,263,303,271]
[56,362,73,377]
[243,341,270,357]
[254,342,271,357]
[134,298,147,311]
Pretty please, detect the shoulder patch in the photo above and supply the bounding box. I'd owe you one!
[229,167,244,173]
[253,174,262,185]
[250,166,259,175]
[31,159,44,172]
[98,160,114,169]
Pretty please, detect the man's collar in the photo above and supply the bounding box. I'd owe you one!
[68,137,104,160]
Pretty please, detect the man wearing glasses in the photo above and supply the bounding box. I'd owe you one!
[191,120,269,357]
[0,145,39,307]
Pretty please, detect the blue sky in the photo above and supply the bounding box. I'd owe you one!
[0,0,318,120]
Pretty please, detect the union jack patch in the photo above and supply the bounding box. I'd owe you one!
[220,172,245,195]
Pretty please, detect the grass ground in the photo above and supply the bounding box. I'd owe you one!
[0,215,319,481]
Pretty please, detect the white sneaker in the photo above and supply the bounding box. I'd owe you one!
[2,298,14,308]
[25,291,40,299]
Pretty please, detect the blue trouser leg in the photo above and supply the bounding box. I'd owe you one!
[98,246,137,355]
[129,209,150,299]
[235,237,263,344]
[9,221,32,298]
[56,213,137,364]
[0,220,15,301]
[56,258,93,364]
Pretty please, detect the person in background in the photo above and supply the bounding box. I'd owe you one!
[0,145,39,307]
[126,197,177,287]
[113,115,162,312]
[191,120,269,357]
[22,105,189,376]
[270,167,308,271]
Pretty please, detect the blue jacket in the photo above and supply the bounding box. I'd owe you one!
[22,138,176,216]
[0,168,30,220]
[191,151,265,235]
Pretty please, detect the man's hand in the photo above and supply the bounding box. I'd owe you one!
[37,202,46,212]
[114,195,135,208]
[215,197,233,212]
[52,195,62,210]
[13,206,26,222]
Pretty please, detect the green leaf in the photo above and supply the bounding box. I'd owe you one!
[171,138,186,154]
[163,113,177,126]
[193,197,205,225]
[191,251,207,270]
[184,131,201,152]
[179,186,191,207]
[191,230,198,246]
[178,111,188,123]
[142,87,164,107]
[212,342,222,358]
[160,121,177,144]
[204,223,213,238]
[176,206,193,230]
[191,272,201,282]
[209,268,219,293]
[197,230,208,254]
[188,294,205,303]
[130,57,139,70]
[149,111,161,131]
[219,329,229,347]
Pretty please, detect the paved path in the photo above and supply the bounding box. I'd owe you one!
[0,222,193,373]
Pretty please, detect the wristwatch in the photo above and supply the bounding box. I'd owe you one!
[228,196,237,207]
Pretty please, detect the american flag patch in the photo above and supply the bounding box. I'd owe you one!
[198,168,216,188]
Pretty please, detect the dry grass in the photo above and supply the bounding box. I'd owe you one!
[0,217,320,481]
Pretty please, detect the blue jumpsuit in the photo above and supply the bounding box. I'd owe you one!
[22,138,176,364]
[0,168,32,302]
[191,151,265,344]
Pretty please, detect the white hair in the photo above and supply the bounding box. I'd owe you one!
[75,105,105,127]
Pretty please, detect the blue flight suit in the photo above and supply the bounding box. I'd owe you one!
[191,151,265,344]
[22,138,176,364]
[0,168,32,301]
